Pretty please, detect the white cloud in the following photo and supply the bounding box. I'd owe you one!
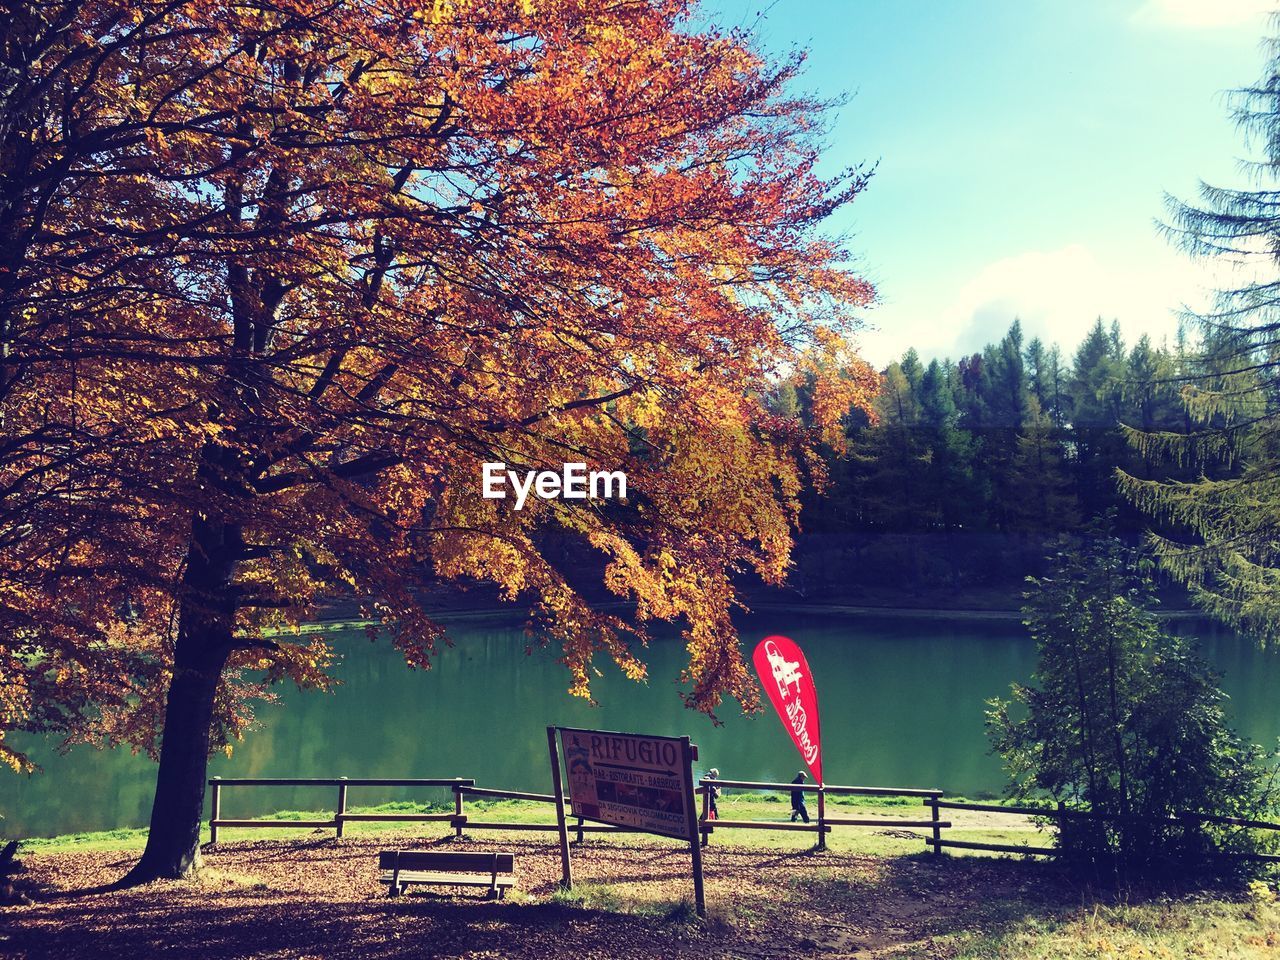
[1132,0,1274,29]
[861,243,1228,366]
[943,245,1181,357]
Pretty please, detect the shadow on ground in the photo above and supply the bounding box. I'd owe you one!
[0,835,1211,959]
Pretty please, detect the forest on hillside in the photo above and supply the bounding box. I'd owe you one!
[772,318,1212,603]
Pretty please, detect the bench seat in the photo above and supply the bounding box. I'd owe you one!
[378,870,517,889]
[379,849,517,899]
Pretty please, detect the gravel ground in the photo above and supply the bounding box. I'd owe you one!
[1,833,1071,959]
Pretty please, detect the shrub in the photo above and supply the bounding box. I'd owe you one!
[986,534,1280,883]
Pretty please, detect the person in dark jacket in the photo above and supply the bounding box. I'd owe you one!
[790,771,809,822]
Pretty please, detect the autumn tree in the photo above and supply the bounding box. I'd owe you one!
[1,0,193,775]
[0,0,878,881]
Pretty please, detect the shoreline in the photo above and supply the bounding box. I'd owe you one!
[300,599,1215,631]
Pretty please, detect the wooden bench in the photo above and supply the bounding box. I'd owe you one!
[378,850,516,899]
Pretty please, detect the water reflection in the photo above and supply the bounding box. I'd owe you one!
[3,611,1278,838]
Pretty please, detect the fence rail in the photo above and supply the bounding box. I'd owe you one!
[701,778,942,798]
[453,784,637,839]
[205,774,1280,864]
[925,798,1280,859]
[695,778,946,850]
[207,777,473,843]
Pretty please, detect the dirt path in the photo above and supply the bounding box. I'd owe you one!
[2,834,1073,959]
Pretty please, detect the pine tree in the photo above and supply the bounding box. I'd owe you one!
[1072,319,1128,518]
[1008,396,1079,533]
[976,322,1030,529]
[847,361,931,530]
[1121,20,1280,640]
[987,533,1279,881]
[918,359,983,529]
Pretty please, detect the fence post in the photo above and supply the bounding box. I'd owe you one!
[575,814,585,845]
[454,782,464,839]
[209,777,221,846]
[817,784,827,851]
[928,795,942,854]
[336,777,348,838]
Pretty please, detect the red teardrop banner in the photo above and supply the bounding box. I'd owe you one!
[751,634,823,784]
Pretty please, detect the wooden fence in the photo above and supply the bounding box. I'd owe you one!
[929,798,1280,861]
[206,778,637,844]
[205,775,948,849]
[696,778,947,851]
[207,777,472,844]
[205,775,1280,864]
[452,784,638,840]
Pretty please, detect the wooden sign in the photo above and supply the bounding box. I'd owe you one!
[558,727,694,839]
[547,725,704,915]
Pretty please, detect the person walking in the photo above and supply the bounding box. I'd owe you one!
[699,768,722,848]
[705,768,721,820]
[790,771,810,823]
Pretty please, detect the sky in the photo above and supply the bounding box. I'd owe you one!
[702,0,1277,367]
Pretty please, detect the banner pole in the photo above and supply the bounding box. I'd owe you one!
[547,726,573,890]
[681,737,706,917]
[817,782,826,851]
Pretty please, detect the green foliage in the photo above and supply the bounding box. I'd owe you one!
[780,317,1198,598]
[1122,26,1280,642]
[986,534,1280,882]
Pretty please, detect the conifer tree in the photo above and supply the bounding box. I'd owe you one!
[1009,396,1079,533]
[1121,20,1280,640]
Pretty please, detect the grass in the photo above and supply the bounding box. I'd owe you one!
[548,882,697,921]
[939,891,1280,959]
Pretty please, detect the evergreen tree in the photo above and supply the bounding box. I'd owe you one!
[899,347,924,394]
[1121,22,1280,640]
[1026,336,1050,410]
[846,360,931,530]
[988,534,1279,881]
[983,322,1030,529]
[1008,396,1079,533]
[1072,319,1128,519]
[1046,343,1068,428]
[919,359,984,529]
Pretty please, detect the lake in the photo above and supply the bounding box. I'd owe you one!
[4,610,1279,838]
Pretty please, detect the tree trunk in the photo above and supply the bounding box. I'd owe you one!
[122,505,238,885]
[121,644,226,883]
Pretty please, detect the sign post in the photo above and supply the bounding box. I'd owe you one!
[546,726,573,889]
[680,736,706,916]
[550,725,704,916]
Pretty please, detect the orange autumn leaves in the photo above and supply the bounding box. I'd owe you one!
[0,0,878,769]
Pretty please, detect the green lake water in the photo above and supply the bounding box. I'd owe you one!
[3,610,1279,839]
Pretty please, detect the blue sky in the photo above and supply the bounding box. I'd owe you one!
[703,0,1275,366]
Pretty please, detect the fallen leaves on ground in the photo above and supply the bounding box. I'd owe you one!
[0,832,1117,959]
